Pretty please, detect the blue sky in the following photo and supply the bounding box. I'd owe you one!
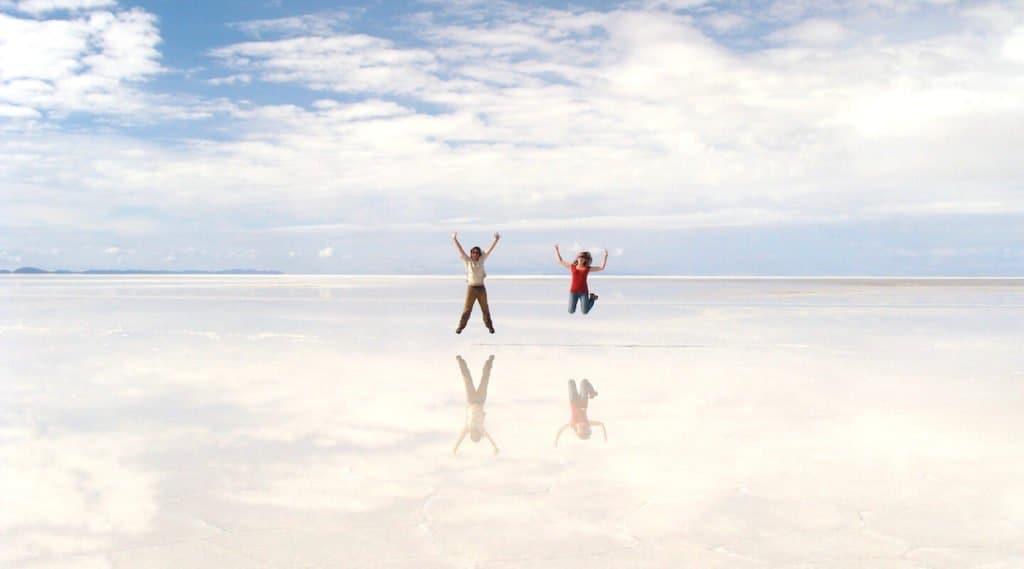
[1,0,1023,274]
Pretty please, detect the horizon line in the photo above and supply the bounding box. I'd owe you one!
[3,273,1023,280]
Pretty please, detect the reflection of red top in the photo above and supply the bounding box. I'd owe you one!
[570,402,589,426]
[570,265,590,293]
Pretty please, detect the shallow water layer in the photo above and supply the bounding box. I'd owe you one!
[2,276,1024,568]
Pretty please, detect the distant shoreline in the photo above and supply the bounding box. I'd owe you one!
[0,267,282,275]
[1,270,1021,281]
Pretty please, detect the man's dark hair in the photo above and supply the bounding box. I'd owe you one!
[470,246,483,255]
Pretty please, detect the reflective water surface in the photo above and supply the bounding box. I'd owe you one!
[2,276,1024,568]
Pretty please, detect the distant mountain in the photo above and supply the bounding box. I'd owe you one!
[6,267,282,275]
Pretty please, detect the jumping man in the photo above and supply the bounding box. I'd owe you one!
[453,232,500,334]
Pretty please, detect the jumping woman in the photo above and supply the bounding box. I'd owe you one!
[554,244,608,315]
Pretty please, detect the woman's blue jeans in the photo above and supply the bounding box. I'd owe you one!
[568,292,595,314]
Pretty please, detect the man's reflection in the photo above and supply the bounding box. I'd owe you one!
[453,355,499,454]
[555,379,606,446]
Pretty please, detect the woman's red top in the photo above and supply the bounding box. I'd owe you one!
[569,265,590,293]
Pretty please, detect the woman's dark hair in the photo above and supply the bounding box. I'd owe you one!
[470,246,483,256]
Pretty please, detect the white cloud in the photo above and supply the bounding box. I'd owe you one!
[964,3,1020,32]
[229,10,351,38]
[310,98,412,120]
[318,246,333,258]
[209,34,438,95]
[271,209,804,233]
[15,0,114,15]
[0,250,23,263]
[102,246,134,254]
[207,73,251,86]
[190,3,1024,222]
[1004,27,1024,62]
[769,18,850,45]
[0,103,39,118]
[640,0,709,10]
[0,7,167,118]
[703,12,749,33]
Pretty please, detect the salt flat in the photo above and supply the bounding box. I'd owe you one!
[2,276,1023,568]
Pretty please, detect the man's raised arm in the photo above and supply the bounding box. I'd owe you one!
[452,232,468,260]
[484,232,500,256]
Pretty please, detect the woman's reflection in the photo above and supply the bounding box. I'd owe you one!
[555,379,606,446]
[453,355,499,455]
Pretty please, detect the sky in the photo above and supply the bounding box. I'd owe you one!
[1,0,1023,275]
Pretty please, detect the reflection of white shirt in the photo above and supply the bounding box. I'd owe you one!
[463,254,488,286]
[466,403,485,430]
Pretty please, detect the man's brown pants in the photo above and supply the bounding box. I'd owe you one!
[458,285,493,331]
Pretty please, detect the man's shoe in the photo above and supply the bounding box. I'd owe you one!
[488,326,495,334]
[456,327,464,334]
